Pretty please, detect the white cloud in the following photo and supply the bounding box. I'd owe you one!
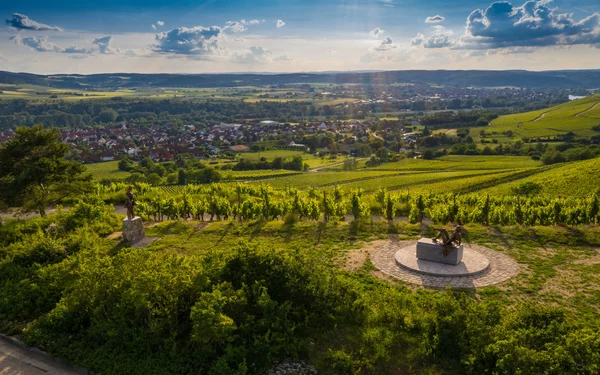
[411,33,425,47]
[425,15,445,23]
[460,0,600,49]
[224,19,263,33]
[276,19,286,28]
[5,13,62,31]
[273,55,292,61]
[157,21,165,26]
[152,26,225,58]
[370,27,384,38]
[411,32,452,48]
[233,46,273,63]
[374,36,397,51]
[224,21,247,33]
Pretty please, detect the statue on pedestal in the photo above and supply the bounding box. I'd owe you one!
[124,185,136,220]
[122,185,145,243]
[432,225,463,256]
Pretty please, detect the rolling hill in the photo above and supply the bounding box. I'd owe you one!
[488,94,600,138]
[3,69,600,90]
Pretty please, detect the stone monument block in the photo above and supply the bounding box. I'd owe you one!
[416,237,463,265]
[123,217,145,243]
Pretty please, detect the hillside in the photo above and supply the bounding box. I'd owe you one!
[481,157,600,197]
[3,69,600,89]
[488,95,600,138]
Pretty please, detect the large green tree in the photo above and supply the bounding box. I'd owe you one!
[0,125,92,216]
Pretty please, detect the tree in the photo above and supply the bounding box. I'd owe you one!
[0,126,92,216]
[96,109,118,123]
[422,149,434,160]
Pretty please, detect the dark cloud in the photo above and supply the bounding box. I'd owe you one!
[93,36,120,54]
[11,34,122,55]
[425,15,445,23]
[374,36,397,51]
[370,27,384,37]
[152,26,224,57]
[461,0,600,49]
[11,35,63,52]
[5,13,62,31]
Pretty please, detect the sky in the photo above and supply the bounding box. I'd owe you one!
[1,0,600,74]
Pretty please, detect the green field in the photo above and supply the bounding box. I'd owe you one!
[486,95,600,138]
[481,157,600,197]
[369,155,541,171]
[85,160,130,180]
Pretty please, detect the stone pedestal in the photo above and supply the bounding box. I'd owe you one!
[416,237,463,265]
[122,217,145,243]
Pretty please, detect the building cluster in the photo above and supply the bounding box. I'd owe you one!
[9,120,373,164]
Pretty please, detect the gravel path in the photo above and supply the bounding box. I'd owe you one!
[370,240,519,289]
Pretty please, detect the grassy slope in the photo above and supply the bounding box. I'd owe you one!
[481,157,600,197]
[488,95,600,138]
[85,161,130,181]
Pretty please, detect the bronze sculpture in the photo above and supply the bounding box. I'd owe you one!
[432,225,463,256]
[125,185,136,220]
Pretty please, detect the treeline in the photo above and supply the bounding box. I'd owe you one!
[420,111,499,128]
[232,156,307,172]
[0,99,334,130]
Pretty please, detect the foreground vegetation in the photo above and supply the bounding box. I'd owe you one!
[1,197,600,375]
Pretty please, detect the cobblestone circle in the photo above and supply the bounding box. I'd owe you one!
[370,240,519,289]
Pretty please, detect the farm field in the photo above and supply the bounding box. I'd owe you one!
[0,83,355,106]
[486,94,600,138]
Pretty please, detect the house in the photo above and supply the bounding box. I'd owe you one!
[230,144,250,153]
[99,151,115,161]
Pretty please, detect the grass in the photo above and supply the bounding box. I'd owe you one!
[488,94,600,138]
[481,157,600,197]
[85,161,130,181]
[143,219,600,325]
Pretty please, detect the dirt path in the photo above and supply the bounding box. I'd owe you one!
[0,335,87,375]
[532,111,549,122]
[575,101,600,117]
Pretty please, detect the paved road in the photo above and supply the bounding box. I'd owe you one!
[0,335,86,375]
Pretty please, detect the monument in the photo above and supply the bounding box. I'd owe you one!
[122,186,145,243]
[416,226,464,265]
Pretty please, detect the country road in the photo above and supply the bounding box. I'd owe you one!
[0,335,87,375]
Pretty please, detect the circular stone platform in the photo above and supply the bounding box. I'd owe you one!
[394,245,490,277]
[370,240,518,289]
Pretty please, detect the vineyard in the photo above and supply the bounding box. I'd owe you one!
[97,181,600,226]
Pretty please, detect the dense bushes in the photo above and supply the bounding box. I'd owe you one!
[2,198,600,374]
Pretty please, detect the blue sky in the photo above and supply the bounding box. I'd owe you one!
[1,0,600,73]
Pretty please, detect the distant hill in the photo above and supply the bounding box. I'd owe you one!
[489,94,600,138]
[2,69,600,89]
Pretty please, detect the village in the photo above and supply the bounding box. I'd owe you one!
[0,119,422,164]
